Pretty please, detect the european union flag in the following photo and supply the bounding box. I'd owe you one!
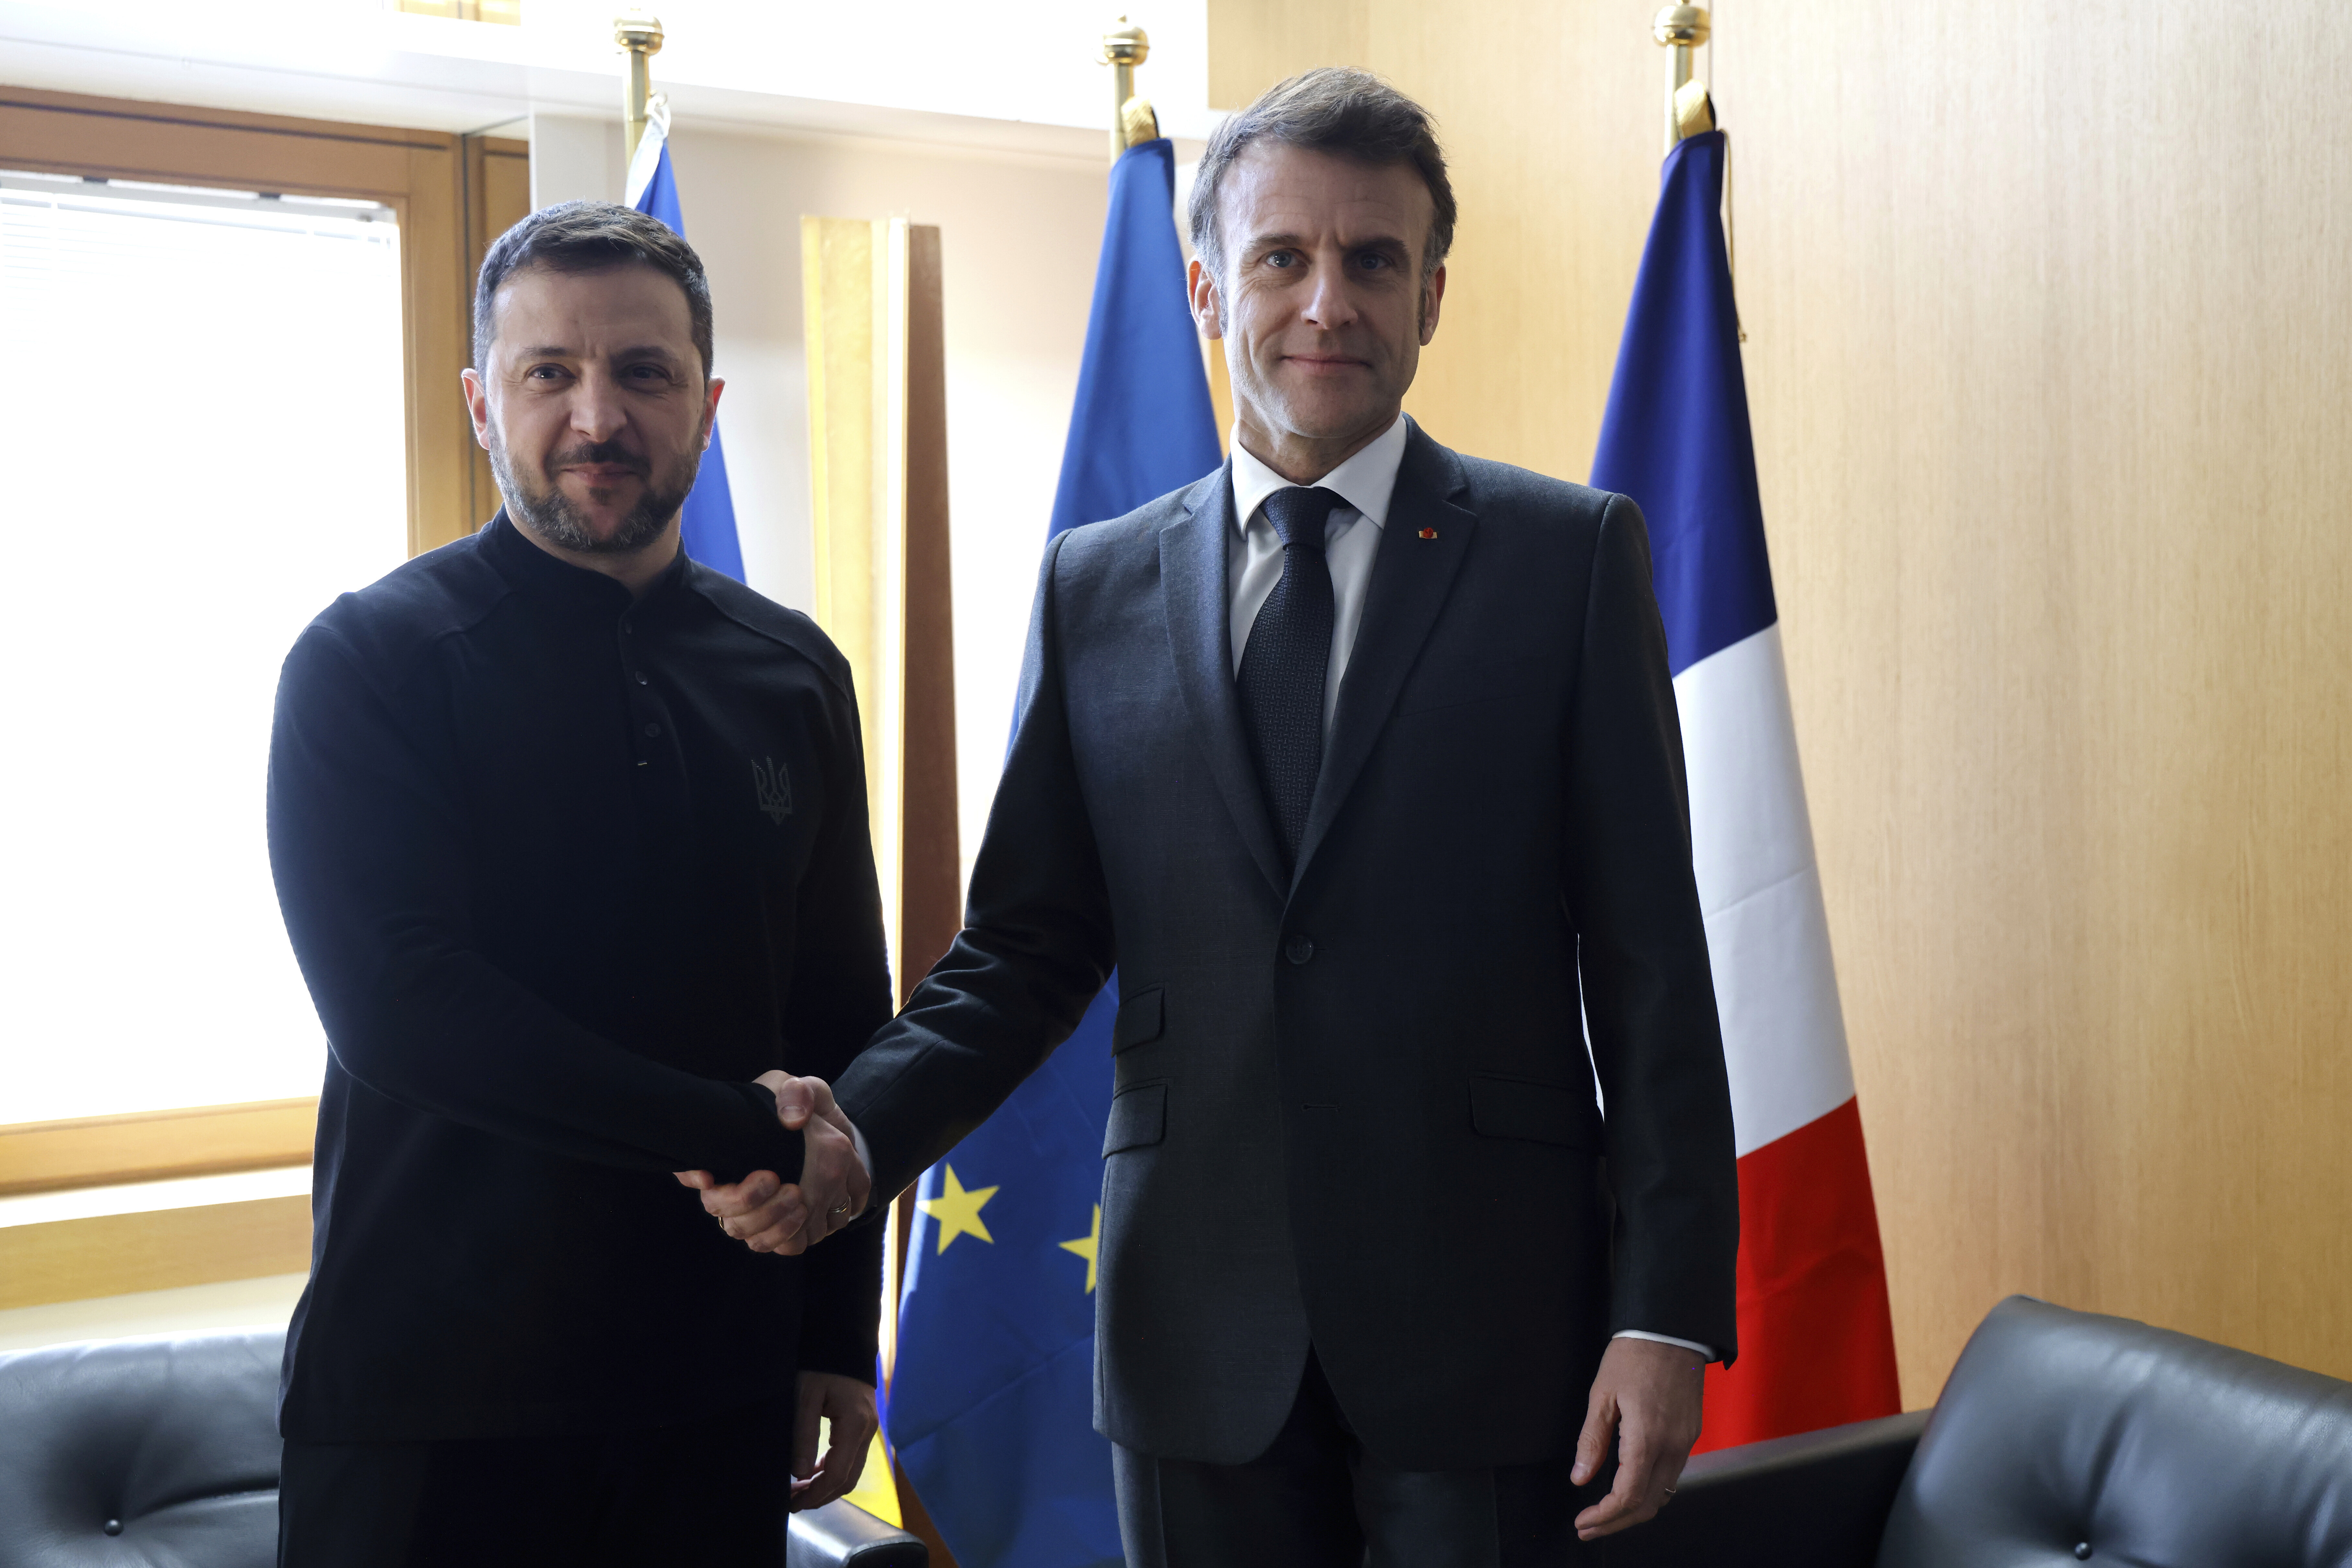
[886,136,1221,1568]
[624,96,745,582]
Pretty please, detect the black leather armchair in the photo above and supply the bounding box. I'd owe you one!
[1597,1295,2352,1566]
[0,1328,926,1567]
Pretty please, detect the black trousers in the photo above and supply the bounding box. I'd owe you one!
[1113,1354,1611,1568]
[278,1394,795,1568]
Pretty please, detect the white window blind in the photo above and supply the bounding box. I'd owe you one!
[0,171,410,1124]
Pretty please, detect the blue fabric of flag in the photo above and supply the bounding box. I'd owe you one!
[1048,140,1225,535]
[887,137,1220,1568]
[630,138,747,583]
[1590,130,1775,674]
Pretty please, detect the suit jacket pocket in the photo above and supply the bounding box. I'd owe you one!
[1469,1074,1598,1148]
[1103,1082,1168,1156]
[1111,987,1164,1054]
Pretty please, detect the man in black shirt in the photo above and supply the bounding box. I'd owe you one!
[266,202,888,1565]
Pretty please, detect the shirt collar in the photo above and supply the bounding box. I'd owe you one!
[483,509,691,610]
[1229,413,1409,536]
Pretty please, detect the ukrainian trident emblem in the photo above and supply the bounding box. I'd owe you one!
[751,757,792,824]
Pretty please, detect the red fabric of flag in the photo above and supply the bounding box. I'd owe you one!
[1694,1096,1902,1452]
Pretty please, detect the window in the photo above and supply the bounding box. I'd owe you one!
[0,172,411,1123]
[0,92,517,1187]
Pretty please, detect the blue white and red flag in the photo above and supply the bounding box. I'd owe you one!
[1593,128,1903,1448]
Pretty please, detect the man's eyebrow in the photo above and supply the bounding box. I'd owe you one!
[509,343,684,361]
[1241,230,1412,254]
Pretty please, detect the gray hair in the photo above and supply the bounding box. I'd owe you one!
[1187,68,1456,287]
[473,201,714,377]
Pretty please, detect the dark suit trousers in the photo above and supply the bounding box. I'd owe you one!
[1113,1353,1611,1568]
[277,1394,794,1568]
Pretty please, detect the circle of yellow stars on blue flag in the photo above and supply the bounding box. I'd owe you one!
[915,1166,1101,1293]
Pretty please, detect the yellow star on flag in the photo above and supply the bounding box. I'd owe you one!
[1059,1204,1102,1293]
[917,1165,997,1254]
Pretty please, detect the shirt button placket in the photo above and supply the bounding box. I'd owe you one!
[621,617,652,767]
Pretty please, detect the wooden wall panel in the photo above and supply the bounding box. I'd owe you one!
[1208,0,2352,1407]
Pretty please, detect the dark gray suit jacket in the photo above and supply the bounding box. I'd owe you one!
[835,421,1737,1470]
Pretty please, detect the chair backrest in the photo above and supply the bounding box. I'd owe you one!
[1879,1296,2352,1568]
[0,1329,285,1568]
[0,1326,926,1568]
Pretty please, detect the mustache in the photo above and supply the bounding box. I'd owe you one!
[549,440,649,477]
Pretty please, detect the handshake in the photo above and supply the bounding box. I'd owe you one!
[674,1070,872,1255]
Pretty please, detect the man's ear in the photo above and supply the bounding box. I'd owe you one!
[1419,262,1448,345]
[701,375,726,451]
[1188,256,1224,340]
[460,367,492,451]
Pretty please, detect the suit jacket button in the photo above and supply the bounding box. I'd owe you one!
[1285,937,1314,965]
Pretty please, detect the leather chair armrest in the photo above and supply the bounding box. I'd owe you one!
[1588,1409,1930,1568]
[786,1499,929,1568]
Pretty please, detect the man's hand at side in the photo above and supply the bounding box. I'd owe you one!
[672,1072,871,1255]
[1570,1335,1707,1540]
[788,1370,877,1512]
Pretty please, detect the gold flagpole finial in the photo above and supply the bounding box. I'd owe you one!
[1652,6,1715,156]
[1102,17,1158,164]
[615,10,666,168]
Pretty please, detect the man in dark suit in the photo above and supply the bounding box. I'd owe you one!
[691,69,1738,1564]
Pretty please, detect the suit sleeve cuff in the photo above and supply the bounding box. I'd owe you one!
[717,1081,804,1187]
[1614,1329,1716,1361]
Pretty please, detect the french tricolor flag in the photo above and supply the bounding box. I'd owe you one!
[1592,128,1903,1449]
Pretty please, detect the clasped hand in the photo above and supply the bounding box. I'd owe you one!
[674,1072,868,1255]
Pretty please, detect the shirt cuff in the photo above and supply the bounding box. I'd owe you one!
[1614,1329,1715,1360]
[848,1117,873,1183]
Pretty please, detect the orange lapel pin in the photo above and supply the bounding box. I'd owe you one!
[1418,527,1439,540]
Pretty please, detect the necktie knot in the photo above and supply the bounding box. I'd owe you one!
[1260,486,1346,551]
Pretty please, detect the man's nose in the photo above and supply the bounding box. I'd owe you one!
[1299,253,1360,329]
[568,369,629,442]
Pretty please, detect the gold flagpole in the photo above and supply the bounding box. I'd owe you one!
[615,9,665,168]
[1652,5,1715,154]
[1101,16,1160,163]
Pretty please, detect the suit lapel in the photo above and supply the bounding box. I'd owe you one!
[1160,465,1289,896]
[1294,424,1478,884]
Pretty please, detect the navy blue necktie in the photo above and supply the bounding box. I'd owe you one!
[1238,486,1344,870]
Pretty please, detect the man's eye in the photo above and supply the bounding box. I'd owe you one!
[1356,252,1391,270]
[526,365,566,381]
[1266,251,1296,268]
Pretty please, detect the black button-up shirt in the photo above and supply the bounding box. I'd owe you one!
[268,512,891,1441]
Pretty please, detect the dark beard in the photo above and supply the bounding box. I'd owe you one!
[489,434,698,556]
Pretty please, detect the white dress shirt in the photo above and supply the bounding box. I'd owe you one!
[846,414,1711,1362]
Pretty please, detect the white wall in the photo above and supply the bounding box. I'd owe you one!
[527,117,1112,885]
